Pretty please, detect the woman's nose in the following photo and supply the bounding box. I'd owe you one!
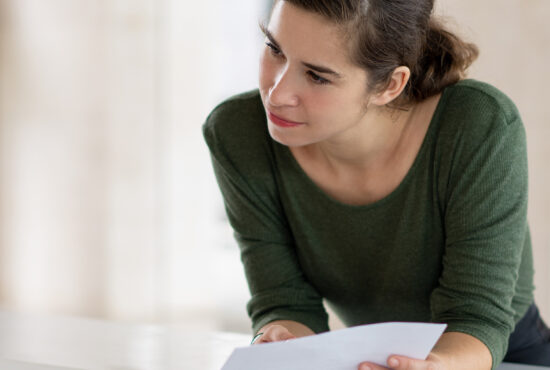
[268,69,299,108]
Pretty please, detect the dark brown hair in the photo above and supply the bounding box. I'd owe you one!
[275,0,479,106]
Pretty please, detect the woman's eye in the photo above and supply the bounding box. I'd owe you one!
[265,42,282,57]
[307,71,330,85]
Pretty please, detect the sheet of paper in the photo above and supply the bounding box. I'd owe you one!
[221,322,446,370]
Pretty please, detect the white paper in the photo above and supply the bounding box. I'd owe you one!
[221,322,446,370]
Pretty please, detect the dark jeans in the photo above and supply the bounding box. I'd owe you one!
[504,303,550,366]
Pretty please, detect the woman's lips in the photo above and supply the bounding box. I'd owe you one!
[268,111,305,128]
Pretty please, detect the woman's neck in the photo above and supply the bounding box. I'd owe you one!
[312,103,418,174]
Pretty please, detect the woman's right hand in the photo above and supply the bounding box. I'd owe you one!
[252,324,297,344]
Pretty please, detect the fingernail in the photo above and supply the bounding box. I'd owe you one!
[361,366,371,370]
[389,358,399,367]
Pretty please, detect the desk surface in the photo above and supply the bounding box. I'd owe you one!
[0,311,547,370]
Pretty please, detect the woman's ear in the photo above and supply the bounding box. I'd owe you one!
[370,66,411,106]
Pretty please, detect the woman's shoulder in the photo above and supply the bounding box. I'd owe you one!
[433,79,528,209]
[443,79,521,125]
[202,89,266,144]
[202,89,277,179]
[432,79,524,153]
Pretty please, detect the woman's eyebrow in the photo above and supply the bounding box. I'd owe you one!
[260,25,282,50]
[302,62,342,78]
[260,25,343,79]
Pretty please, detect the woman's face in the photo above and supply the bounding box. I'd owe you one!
[259,1,372,148]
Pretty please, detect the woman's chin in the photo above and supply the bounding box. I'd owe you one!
[267,124,308,147]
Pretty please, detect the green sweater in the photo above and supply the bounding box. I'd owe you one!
[203,79,535,368]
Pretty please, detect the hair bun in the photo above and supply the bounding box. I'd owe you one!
[407,19,479,102]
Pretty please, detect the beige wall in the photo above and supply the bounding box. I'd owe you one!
[434,0,550,321]
[0,0,163,319]
[0,0,263,326]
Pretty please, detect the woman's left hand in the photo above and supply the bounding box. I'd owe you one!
[358,353,447,370]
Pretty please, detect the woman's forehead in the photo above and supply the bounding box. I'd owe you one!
[267,1,357,71]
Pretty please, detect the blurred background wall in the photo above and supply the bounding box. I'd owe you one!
[0,0,548,334]
[0,0,265,330]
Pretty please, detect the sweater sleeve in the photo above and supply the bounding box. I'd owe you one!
[430,89,529,369]
[202,95,329,335]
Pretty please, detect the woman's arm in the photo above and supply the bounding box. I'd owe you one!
[203,95,329,336]
[359,332,492,370]
[430,332,492,369]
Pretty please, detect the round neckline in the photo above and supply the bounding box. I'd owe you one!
[277,85,453,210]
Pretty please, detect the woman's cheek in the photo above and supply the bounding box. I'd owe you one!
[259,51,276,93]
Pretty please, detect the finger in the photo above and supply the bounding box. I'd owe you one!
[259,332,295,342]
[257,325,296,343]
[358,361,390,370]
[257,333,296,343]
[387,355,441,370]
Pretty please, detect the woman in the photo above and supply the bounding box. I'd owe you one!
[203,0,550,369]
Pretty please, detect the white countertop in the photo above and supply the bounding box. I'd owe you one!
[0,311,547,370]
